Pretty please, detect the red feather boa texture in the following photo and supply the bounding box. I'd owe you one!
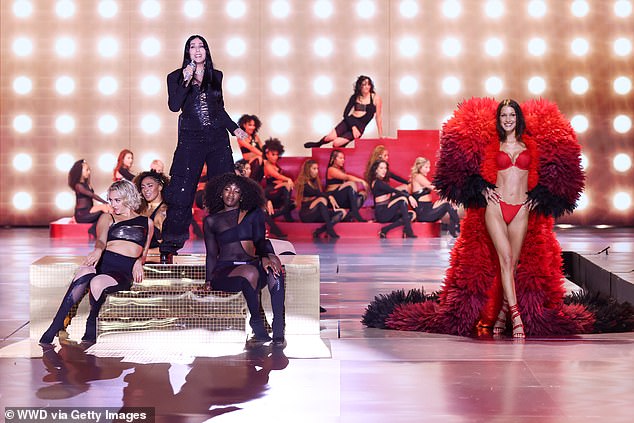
[387,98,594,336]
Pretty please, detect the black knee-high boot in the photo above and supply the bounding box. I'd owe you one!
[343,186,366,222]
[82,291,107,343]
[240,278,271,342]
[267,271,286,344]
[316,203,340,238]
[398,202,416,237]
[40,272,95,344]
[270,188,294,222]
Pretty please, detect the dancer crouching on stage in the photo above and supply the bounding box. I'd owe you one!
[203,173,286,347]
[40,180,152,345]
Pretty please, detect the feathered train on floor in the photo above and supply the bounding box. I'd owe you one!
[362,97,634,337]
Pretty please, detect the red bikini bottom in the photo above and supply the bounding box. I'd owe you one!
[499,201,523,224]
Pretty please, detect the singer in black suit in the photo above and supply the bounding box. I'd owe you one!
[160,34,248,263]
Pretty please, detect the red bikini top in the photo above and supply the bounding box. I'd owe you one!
[496,149,530,171]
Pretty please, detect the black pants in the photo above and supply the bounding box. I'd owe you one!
[161,128,234,255]
[416,201,459,229]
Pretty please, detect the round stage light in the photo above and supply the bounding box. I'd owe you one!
[226,76,246,95]
[613,115,632,133]
[571,37,589,56]
[140,114,161,134]
[400,0,419,18]
[356,0,376,19]
[271,37,290,57]
[140,0,161,18]
[271,0,290,18]
[140,152,161,170]
[441,76,461,95]
[399,37,419,57]
[55,0,76,19]
[55,153,75,171]
[55,76,75,95]
[613,153,632,172]
[98,115,118,134]
[12,37,33,57]
[55,192,74,211]
[13,76,32,95]
[399,115,418,130]
[399,76,418,95]
[56,115,76,134]
[614,0,632,17]
[314,37,333,57]
[184,0,203,18]
[141,37,161,57]
[13,153,32,172]
[613,76,632,94]
[527,37,546,56]
[226,37,246,57]
[13,115,32,133]
[484,37,504,57]
[98,76,118,95]
[312,114,334,134]
[576,192,589,210]
[527,0,547,17]
[313,76,333,95]
[527,76,546,95]
[141,76,161,95]
[580,153,589,170]
[484,0,504,19]
[442,37,461,57]
[355,37,377,57]
[613,37,632,56]
[98,37,119,58]
[485,76,503,95]
[571,0,589,17]
[613,192,631,210]
[98,153,117,173]
[271,76,290,95]
[226,0,246,18]
[55,36,76,57]
[270,114,291,134]
[98,0,118,18]
[442,0,461,18]
[571,115,589,133]
[570,76,589,95]
[13,192,32,211]
[13,0,33,18]
[314,0,333,19]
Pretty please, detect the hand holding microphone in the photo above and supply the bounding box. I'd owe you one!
[183,60,196,86]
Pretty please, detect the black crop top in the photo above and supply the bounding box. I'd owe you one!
[371,179,408,202]
[148,202,164,249]
[106,215,149,248]
[240,136,262,154]
[302,183,329,202]
[203,208,275,278]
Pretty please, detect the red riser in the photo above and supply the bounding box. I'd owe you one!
[49,217,91,238]
[273,221,440,238]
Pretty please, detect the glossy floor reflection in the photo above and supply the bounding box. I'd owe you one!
[1,227,633,422]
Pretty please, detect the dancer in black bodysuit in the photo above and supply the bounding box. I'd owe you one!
[160,34,248,263]
[325,150,368,222]
[203,173,286,347]
[304,75,384,148]
[368,160,417,238]
[69,159,110,237]
[263,138,295,222]
[40,180,152,344]
[135,170,170,252]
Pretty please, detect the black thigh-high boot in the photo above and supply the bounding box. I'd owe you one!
[267,271,286,345]
[239,277,271,342]
[343,186,366,222]
[40,272,95,344]
[316,203,340,238]
[399,202,416,237]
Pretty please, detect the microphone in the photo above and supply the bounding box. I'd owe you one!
[184,60,195,87]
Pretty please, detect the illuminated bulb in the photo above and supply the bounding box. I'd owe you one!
[527,37,546,56]
[484,38,503,56]
[355,37,376,57]
[55,36,76,57]
[313,0,333,18]
[442,0,461,18]
[55,76,75,95]
[613,76,632,95]
[570,76,589,95]
[98,0,118,18]
[356,0,376,19]
[613,115,632,133]
[613,37,632,56]
[140,153,160,170]
[13,153,32,172]
[55,153,75,171]
[527,76,546,94]
[312,114,334,134]
[98,153,117,172]
[56,192,75,210]
[484,0,504,18]
[576,192,589,210]
[12,37,33,57]
[613,192,631,211]
[56,0,76,18]
[313,76,333,95]
[141,37,161,56]
[226,0,246,18]
[570,115,589,133]
[98,37,119,57]
[613,153,632,172]
[614,0,632,17]
[13,0,33,18]
[399,76,418,95]
[485,76,503,95]
[442,37,461,57]
[141,76,161,95]
[271,76,290,95]
[98,76,118,95]
[270,114,291,134]
[140,0,161,18]
[571,37,589,56]
[571,0,589,17]
[226,38,246,57]
[314,37,333,57]
[13,76,32,95]
[56,115,76,134]
[98,115,118,134]
[271,37,290,56]
[141,114,161,134]
[399,0,419,17]
[13,115,32,133]
[580,153,589,170]
[226,76,246,95]
[271,0,290,18]
[399,115,418,130]
[399,37,419,57]
[184,0,203,18]
[442,76,461,95]
[13,192,33,211]
[527,0,547,17]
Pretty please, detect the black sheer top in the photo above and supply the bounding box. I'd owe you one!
[118,168,135,182]
[148,202,164,249]
[203,208,274,278]
[106,215,149,248]
[343,94,376,128]
[371,179,408,205]
[74,182,107,211]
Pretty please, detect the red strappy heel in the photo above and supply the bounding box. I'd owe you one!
[509,304,525,338]
[493,300,509,335]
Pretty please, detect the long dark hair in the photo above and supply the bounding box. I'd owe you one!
[367,159,389,186]
[204,173,265,215]
[295,159,322,206]
[354,75,375,98]
[496,99,526,142]
[68,159,86,190]
[182,34,221,95]
[327,149,344,170]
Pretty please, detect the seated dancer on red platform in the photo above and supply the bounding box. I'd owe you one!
[263,138,295,222]
[296,160,345,239]
[363,98,613,337]
[325,150,368,222]
[237,114,265,182]
[202,173,285,347]
[135,170,170,259]
[363,145,409,191]
[368,160,417,238]
[113,149,136,182]
[69,159,110,237]
[40,180,152,345]
[304,75,383,148]
[410,157,460,238]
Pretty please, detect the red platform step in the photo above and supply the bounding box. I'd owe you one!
[50,217,92,238]
[273,221,440,238]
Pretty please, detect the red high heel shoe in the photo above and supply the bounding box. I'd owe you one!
[509,304,525,338]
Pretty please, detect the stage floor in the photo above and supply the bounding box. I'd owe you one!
[1,227,633,422]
